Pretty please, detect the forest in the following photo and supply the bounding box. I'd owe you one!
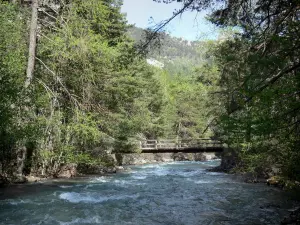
[0,0,299,186]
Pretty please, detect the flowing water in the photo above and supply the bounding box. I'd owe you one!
[0,161,297,225]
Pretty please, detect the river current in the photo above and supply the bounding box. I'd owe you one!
[0,160,297,225]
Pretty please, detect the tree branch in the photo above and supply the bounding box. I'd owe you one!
[137,0,194,55]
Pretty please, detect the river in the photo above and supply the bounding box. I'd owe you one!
[0,160,297,225]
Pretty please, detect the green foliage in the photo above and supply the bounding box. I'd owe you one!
[201,0,300,181]
[150,61,215,139]
[34,0,165,161]
[4,0,298,184]
[0,2,30,176]
[0,0,169,179]
[128,26,207,75]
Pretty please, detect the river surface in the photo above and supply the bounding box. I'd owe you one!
[0,161,297,225]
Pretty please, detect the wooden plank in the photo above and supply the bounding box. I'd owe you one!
[138,138,223,151]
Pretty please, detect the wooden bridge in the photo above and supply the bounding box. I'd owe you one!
[138,138,224,153]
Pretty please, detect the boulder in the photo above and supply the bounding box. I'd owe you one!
[77,163,117,175]
[77,164,104,174]
[13,175,27,184]
[56,164,77,178]
[105,167,117,173]
[267,176,284,187]
[116,166,125,171]
[120,153,156,165]
[172,152,190,161]
[194,153,207,161]
[25,175,45,183]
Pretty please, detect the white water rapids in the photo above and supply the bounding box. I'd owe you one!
[0,160,297,224]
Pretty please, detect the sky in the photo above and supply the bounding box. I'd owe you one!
[121,0,219,41]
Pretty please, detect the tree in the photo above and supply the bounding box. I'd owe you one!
[0,0,166,180]
[0,2,28,180]
[154,0,300,180]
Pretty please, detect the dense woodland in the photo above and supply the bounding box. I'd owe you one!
[0,0,299,184]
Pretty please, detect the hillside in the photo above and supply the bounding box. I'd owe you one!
[128,27,206,74]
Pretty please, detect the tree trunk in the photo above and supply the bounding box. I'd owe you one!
[17,0,39,178]
[16,146,27,176]
[25,0,38,88]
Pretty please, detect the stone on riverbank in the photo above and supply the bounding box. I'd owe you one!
[25,175,46,183]
[77,163,117,175]
[117,152,218,165]
[56,163,77,178]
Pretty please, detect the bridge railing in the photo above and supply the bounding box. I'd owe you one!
[139,138,223,150]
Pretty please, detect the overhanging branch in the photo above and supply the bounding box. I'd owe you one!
[137,0,194,55]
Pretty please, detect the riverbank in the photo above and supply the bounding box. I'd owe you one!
[117,152,219,165]
[207,149,300,224]
[209,149,300,190]
[1,152,219,186]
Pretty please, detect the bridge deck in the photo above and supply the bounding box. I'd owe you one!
[139,139,223,153]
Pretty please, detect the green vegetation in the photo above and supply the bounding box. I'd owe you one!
[0,0,165,180]
[0,0,213,181]
[143,0,300,182]
[177,0,299,181]
[0,0,299,184]
[212,1,299,181]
